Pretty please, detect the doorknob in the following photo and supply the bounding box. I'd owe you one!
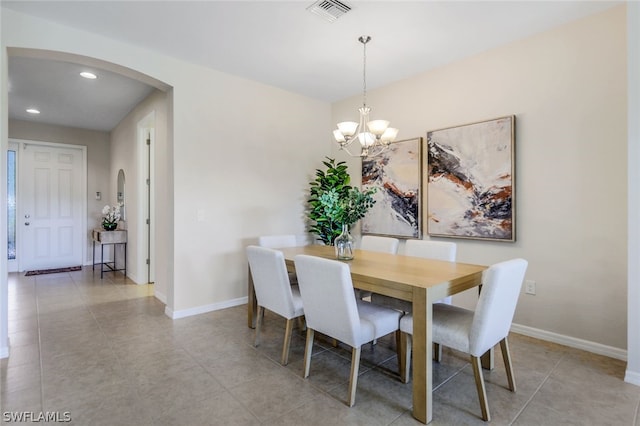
[25,214,30,219]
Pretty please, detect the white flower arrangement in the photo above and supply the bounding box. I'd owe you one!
[101,203,122,228]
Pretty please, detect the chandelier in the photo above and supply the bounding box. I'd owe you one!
[332,36,398,158]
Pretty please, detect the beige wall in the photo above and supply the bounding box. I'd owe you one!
[1,8,331,316]
[333,6,627,350]
[2,4,632,357]
[110,89,169,299]
[8,119,111,265]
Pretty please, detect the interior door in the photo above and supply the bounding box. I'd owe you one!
[20,143,84,271]
[7,142,18,272]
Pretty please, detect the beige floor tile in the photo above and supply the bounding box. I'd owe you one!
[227,366,320,423]
[150,390,260,426]
[3,269,640,425]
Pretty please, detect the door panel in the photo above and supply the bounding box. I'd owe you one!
[21,144,83,270]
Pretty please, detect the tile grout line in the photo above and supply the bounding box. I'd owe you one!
[33,275,46,413]
[73,270,157,425]
[508,352,565,425]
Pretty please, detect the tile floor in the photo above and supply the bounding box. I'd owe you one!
[2,268,639,425]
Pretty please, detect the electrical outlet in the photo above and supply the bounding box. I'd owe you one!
[525,280,536,295]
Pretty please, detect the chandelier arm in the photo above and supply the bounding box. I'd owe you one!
[338,143,366,158]
[362,143,390,158]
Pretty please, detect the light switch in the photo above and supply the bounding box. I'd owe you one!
[95,191,101,200]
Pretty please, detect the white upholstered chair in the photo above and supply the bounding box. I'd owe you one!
[258,234,297,249]
[399,258,528,421]
[358,236,399,301]
[360,235,400,254]
[371,239,457,311]
[246,245,305,366]
[258,234,299,283]
[294,254,402,407]
[405,239,457,305]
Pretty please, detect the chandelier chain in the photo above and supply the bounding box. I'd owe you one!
[362,39,367,107]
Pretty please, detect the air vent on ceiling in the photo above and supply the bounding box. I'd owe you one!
[307,0,352,22]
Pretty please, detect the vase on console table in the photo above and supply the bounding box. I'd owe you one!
[102,222,117,231]
[334,223,354,260]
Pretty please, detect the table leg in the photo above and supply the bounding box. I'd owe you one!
[412,287,433,424]
[247,265,257,329]
[124,243,127,278]
[100,243,104,279]
[92,240,95,271]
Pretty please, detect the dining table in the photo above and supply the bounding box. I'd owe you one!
[246,244,487,424]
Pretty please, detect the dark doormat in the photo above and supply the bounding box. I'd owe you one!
[25,266,82,276]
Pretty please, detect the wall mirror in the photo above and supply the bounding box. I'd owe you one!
[117,169,126,221]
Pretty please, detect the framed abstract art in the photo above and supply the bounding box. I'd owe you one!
[361,137,422,239]
[425,116,515,241]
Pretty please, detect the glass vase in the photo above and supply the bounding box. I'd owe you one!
[334,223,354,260]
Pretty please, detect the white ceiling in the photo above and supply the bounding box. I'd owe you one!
[3,0,621,132]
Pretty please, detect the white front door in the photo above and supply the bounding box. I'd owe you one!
[20,143,85,271]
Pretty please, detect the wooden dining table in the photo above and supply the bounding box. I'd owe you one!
[246,244,487,424]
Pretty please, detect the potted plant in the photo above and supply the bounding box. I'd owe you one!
[308,158,352,245]
[307,158,376,259]
[318,187,376,259]
[101,203,122,231]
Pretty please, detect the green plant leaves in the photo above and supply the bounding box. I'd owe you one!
[306,157,375,245]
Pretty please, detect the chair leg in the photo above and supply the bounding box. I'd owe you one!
[297,316,306,332]
[500,337,516,392]
[471,356,491,421]
[347,346,362,407]
[399,332,412,384]
[254,306,264,347]
[303,328,315,378]
[281,318,294,365]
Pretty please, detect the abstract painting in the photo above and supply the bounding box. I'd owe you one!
[362,137,422,239]
[426,116,515,241]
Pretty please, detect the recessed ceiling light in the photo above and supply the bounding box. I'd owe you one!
[80,71,97,79]
[26,108,40,114]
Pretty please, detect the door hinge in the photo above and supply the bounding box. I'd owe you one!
[146,178,150,186]
[146,137,151,146]
[146,258,150,265]
[146,218,150,225]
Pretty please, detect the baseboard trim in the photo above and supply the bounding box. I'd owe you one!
[511,323,627,361]
[165,296,248,320]
[625,370,640,386]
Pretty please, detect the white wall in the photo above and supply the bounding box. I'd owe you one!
[1,8,330,321]
[8,119,111,266]
[626,1,640,384]
[1,4,8,357]
[110,90,169,297]
[333,6,627,352]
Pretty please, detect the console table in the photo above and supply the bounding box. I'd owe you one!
[92,229,127,279]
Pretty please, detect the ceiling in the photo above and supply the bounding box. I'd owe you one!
[3,0,621,132]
